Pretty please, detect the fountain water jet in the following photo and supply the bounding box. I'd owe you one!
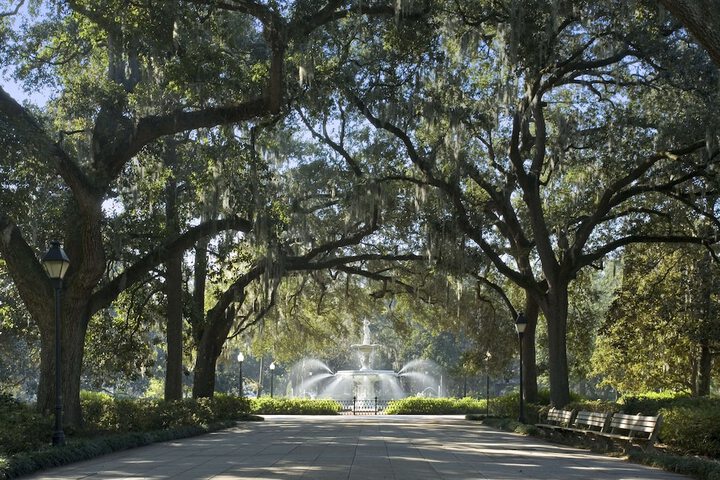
[291,320,442,401]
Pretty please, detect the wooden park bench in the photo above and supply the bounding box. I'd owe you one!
[564,410,611,435]
[595,412,663,451]
[536,407,575,434]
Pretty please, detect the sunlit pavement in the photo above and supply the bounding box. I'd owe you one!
[20,415,690,480]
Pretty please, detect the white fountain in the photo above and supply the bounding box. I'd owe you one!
[291,319,440,401]
[330,319,404,400]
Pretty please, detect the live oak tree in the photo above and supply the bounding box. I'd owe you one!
[320,0,720,406]
[186,112,432,397]
[252,239,521,394]
[0,0,426,426]
[3,0,720,425]
[107,133,241,401]
[293,82,527,392]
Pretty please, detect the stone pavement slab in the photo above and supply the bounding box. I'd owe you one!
[19,415,691,480]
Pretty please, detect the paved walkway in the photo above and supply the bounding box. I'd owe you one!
[21,415,690,480]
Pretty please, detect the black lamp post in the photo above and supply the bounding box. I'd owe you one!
[42,241,70,447]
[485,351,492,417]
[269,361,276,398]
[515,312,527,424]
[237,352,244,398]
[463,364,468,398]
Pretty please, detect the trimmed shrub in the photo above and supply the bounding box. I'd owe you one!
[385,397,460,414]
[454,397,487,414]
[80,392,251,433]
[629,451,720,480]
[0,394,52,456]
[565,399,618,414]
[385,397,494,415]
[250,398,342,415]
[619,391,690,415]
[492,393,541,421]
[490,393,520,417]
[1,393,257,480]
[384,395,542,420]
[1,421,239,480]
[658,397,720,457]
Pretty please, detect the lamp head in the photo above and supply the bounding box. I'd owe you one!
[42,241,70,280]
[237,352,244,362]
[515,312,528,334]
[269,362,276,371]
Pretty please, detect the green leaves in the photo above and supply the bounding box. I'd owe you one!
[591,244,720,394]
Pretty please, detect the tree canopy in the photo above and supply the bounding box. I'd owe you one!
[1,0,719,423]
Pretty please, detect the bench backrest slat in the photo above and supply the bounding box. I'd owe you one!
[545,407,574,426]
[609,413,662,439]
[610,414,657,432]
[573,411,609,429]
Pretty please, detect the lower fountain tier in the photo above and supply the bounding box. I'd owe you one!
[334,369,399,378]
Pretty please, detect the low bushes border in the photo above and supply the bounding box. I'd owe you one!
[629,451,720,480]
[0,419,263,480]
[250,397,342,415]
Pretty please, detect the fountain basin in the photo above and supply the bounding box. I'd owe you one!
[335,369,398,377]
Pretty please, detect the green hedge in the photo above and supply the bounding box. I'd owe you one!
[1,392,257,479]
[0,394,52,456]
[386,397,461,414]
[564,399,618,414]
[658,397,720,457]
[1,392,251,458]
[0,421,239,480]
[80,392,251,432]
[619,391,690,415]
[629,451,720,480]
[383,395,545,420]
[250,397,342,414]
[385,397,490,415]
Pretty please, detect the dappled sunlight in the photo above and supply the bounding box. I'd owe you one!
[20,416,689,479]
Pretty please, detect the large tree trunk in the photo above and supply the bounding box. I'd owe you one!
[192,338,221,398]
[191,238,208,329]
[695,247,714,396]
[33,205,106,428]
[192,306,236,398]
[164,143,184,401]
[698,338,712,396]
[36,298,91,428]
[542,284,571,407]
[658,0,720,68]
[522,294,539,404]
[164,251,184,401]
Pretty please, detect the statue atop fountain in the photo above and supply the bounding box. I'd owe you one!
[362,319,371,344]
[352,319,379,370]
